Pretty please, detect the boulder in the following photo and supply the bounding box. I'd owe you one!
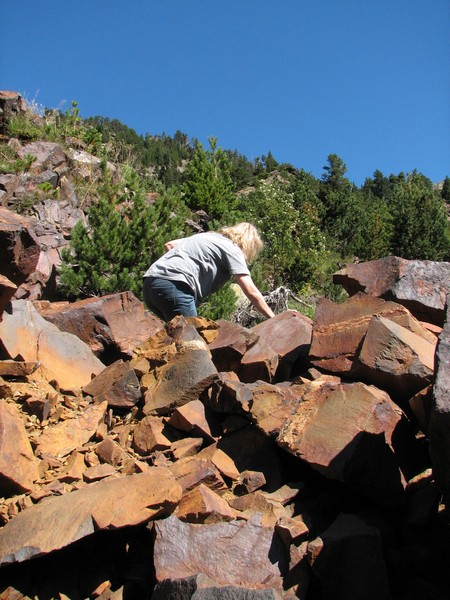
[151,574,283,599]
[0,300,105,392]
[0,91,26,134]
[208,319,258,372]
[333,257,450,325]
[239,310,312,383]
[0,207,40,286]
[277,381,413,505]
[309,293,437,374]
[0,400,39,496]
[37,291,163,358]
[429,294,450,502]
[354,316,436,401]
[82,359,142,408]
[142,321,218,415]
[132,416,172,455]
[0,468,182,565]
[152,515,287,593]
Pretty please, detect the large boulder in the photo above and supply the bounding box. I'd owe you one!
[37,291,163,358]
[309,293,437,375]
[277,380,416,505]
[152,515,287,594]
[429,294,450,503]
[333,257,450,326]
[0,207,40,286]
[0,300,105,391]
[0,468,182,566]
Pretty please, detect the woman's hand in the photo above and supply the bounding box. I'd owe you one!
[233,274,275,319]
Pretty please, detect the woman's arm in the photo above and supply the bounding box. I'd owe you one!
[233,274,275,319]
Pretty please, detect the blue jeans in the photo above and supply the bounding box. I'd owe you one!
[143,277,197,321]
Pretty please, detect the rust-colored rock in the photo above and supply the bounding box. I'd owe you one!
[0,275,16,320]
[132,416,172,455]
[174,483,238,523]
[429,294,450,503]
[208,319,258,372]
[309,293,437,374]
[37,291,163,357]
[0,468,182,565]
[240,310,312,383]
[0,400,39,496]
[0,300,105,392]
[354,315,436,400]
[277,381,411,505]
[153,515,286,593]
[35,401,107,458]
[82,359,141,408]
[167,399,218,441]
[333,257,450,326]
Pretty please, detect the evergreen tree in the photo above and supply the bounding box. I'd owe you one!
[389,172,450,260]
[183,137,237,223]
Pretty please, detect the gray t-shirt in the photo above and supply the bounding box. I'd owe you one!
[143,232,250,303]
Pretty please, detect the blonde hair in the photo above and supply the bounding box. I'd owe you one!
[218,222,263,264]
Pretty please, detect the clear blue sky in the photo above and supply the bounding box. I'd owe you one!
[1,0,448,186]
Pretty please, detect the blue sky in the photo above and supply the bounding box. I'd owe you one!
[1,0,448,186]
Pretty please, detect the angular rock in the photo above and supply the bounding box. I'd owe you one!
[0,360,39,378]
[22,396,50,422]
[333,256,450,326]
[307,512,391,600]
[95,437,128,467]
[174,483,238,523]
[132,416,172,455]
[277,381,411,505]
[0,400,39,496]
[17,141,67,173]
[196,445,241,481]
[208,319,258,373]
[228,490,287,527]
[37,291,163,357]
[354,316,436,400]
[429,294,450,503]
[0,468,182,565]
[142,327,218,415]
[83,463,116,482]
[248,381,305,437]
[309,293,437,374]
[35,401,107,458]
[240,310,313,383]
[169,457,228,495]
[170,437,203,461]
[82,359,141,408]
[153,515,286,593]
[0,207,40,286]
[0,275,16,319]
[0,300,105,391]
[0,91,26,134]
[58,450,87,483]
[167,399,218,441]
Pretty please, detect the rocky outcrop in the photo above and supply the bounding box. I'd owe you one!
[0,276,448,598]
[334,256,450,325]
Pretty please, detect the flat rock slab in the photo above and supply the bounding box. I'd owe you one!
[333,256,450,325]
[0,468,182,566]
[153,515,286,593]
